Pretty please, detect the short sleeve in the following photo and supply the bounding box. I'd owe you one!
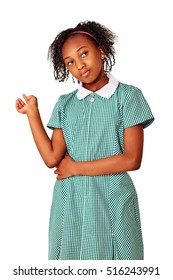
[47,96,64,130]
[122,85,154,129]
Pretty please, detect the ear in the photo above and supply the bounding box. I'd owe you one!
[98,47,106,60]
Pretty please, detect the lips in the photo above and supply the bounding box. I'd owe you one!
[81,70,90,77]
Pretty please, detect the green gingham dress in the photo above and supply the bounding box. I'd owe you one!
[47,74,154,260]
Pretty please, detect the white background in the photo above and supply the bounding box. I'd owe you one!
[0,0,172,279]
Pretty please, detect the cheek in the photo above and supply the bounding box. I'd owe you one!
[92,57,104,70]
[66,65,76,74]
[68,68,79,80]
[69,67,78,75]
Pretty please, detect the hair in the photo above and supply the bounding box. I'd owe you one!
[48,20,118,82]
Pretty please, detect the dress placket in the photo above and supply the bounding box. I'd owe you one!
[80,92,95,259]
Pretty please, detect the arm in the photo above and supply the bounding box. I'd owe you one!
[15,94,66,168]
[55,124,143,179]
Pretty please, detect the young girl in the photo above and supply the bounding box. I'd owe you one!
[16,21,154,260]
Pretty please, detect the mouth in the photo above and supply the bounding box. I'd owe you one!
[81,70,90,77]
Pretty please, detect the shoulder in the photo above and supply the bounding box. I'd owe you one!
[118,82,142,95]
[58,89,78,102]
[117,82,143,104]
[54,89,78,109]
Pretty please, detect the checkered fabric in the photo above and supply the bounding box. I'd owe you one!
[47,82,154,260]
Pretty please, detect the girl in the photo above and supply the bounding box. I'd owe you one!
[16,21,154,260]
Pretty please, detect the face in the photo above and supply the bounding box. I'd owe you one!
[62,35,106,89]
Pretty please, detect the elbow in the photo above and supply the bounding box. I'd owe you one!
[127,154,142,171]
[46,162,56,169]
[129,158,142,171]
[44,158,58,169]
[131,162,141,171]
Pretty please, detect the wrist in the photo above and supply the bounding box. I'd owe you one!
[27,106,39,118]
[72,161,81,176]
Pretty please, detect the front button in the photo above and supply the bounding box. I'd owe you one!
[90,97,95,102]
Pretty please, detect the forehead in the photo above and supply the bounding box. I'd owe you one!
[62,34,98,57]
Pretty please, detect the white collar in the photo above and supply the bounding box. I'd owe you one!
[76,73,119,100]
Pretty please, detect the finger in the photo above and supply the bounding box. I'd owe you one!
[16,99,25,109]
[19,99,25,106]
[57,175,64,180]
[15,101,20,110]
[22,94,29,103]
[56,174,62,180]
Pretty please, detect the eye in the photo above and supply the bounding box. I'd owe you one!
[66,60,74,66]
[81,51,88,58]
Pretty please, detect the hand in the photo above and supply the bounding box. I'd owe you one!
[54,153,75,180]
[15,94,38,114]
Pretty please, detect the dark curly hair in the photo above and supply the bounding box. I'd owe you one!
[48,21,118,82]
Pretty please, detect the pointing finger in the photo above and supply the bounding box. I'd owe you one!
[22,94,29,103]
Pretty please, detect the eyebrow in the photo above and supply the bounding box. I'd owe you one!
[64,46,87,60]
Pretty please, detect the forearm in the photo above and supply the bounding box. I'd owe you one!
[55,125,143,179]
[16,94,66,168]
[27,108,62,168]
[73,153,141,176]
[72,125,143,176]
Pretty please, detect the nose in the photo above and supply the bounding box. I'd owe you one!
[76,59,85,70]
